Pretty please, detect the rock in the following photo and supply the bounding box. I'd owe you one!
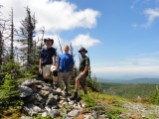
[21,115,33,119]
[56,88,62,92]
[65,117,74,119]
[42,112,48,117]
[53,95,60,102]
[33,93,43,102]
[45,106,51,112]
[98,114,107,119]
[45,93,57,106]
[42,85,51,90]
[69,101,74,105]
[39,90,50,97]
[73,103,82,109]
[67,110,80,117]
[35,84,43,90]
[28,93,43,103]
[21,79,43,86]
[23,106,37,116]
[84,114,94,119]
[19,85,33,98]
[49,109,60,118]
[23,104,42,116]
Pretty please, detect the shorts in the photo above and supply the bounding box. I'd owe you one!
[58,72,72,84]
[76,74,88,87]
[42,65,58,79]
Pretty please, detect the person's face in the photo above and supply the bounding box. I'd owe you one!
[64,46,69,53]
[80,51,85,56]
[45,40,53,47]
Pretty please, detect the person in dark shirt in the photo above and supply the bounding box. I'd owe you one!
[70,47,90,100]
[39,38,58,88]
[58,45,74,96]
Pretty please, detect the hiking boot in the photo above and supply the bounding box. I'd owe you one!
[70,91,78,100]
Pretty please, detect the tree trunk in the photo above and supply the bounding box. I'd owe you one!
[0,31,2,65]
[10,8,14,61]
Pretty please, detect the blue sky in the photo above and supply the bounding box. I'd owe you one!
[1,0,159,80]
[61,0,159,79]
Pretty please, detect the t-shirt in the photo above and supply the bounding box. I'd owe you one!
[40,47,56,65]
[79,55,90,75]
[58,53,74,72]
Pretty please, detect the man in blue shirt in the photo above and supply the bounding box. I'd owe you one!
[58,45,74,96]
[39,38,58,88]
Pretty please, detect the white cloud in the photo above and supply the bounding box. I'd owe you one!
[131,0,140,9]
[71,34,101,48]
[143,8,159,27]
[1,0,100,32]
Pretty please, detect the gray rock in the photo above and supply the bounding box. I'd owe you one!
[49,109,60,118]
[24,104,42,115]
[21,115,33,119]
[34,93,43,102]
[84,115,94,119]
[64,117,74,119]
[23,106,37,116]
[67,110,80,117]
[42,112,48,117]
[46,93,57,106]
[42,85,51,91]
[27,93,43,103]
[21,79,43,86]
[35,84,43,90]
[39,90,50,97]
[53,95,60,101]
[19,85,33,98]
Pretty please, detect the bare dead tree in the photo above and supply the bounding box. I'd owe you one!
[0,5,7,65]
[20,7,36,67]
[0,31,2,65]
[10,8,14,60]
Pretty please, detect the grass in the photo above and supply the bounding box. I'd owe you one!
[80,90,129,118]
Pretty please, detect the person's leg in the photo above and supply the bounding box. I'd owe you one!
[42,65,51,82]
[52,70,58,89]
[63,72,71,96]
[58,72,64,89]
[81,75,88,94]
[70,74,81,100]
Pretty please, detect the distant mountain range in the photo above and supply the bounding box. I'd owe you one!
[98,78,159,84]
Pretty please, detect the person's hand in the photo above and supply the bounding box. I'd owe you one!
[39,68,42,74]
[80,72,85,76]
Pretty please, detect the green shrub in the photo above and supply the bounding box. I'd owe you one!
[87,77,101,92]
[0,73,24,109]
[149,90,159,105]
[1,60,22,79]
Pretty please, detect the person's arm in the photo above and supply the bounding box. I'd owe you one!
[80,64,89,76]
[39,58,42,74]
[80,57,90,76]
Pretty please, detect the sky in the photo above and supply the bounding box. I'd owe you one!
[1,0,159,80]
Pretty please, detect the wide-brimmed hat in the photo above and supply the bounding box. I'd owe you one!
[78,47,88,53]
[44,38,54,44]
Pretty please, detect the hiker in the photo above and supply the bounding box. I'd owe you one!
[39,38,58,88]
[70,47,90,100]
[58,45,74,96]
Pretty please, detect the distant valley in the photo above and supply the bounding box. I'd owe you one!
[98,77,159,84]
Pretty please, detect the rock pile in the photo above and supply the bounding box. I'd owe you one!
[19,79,107,119]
